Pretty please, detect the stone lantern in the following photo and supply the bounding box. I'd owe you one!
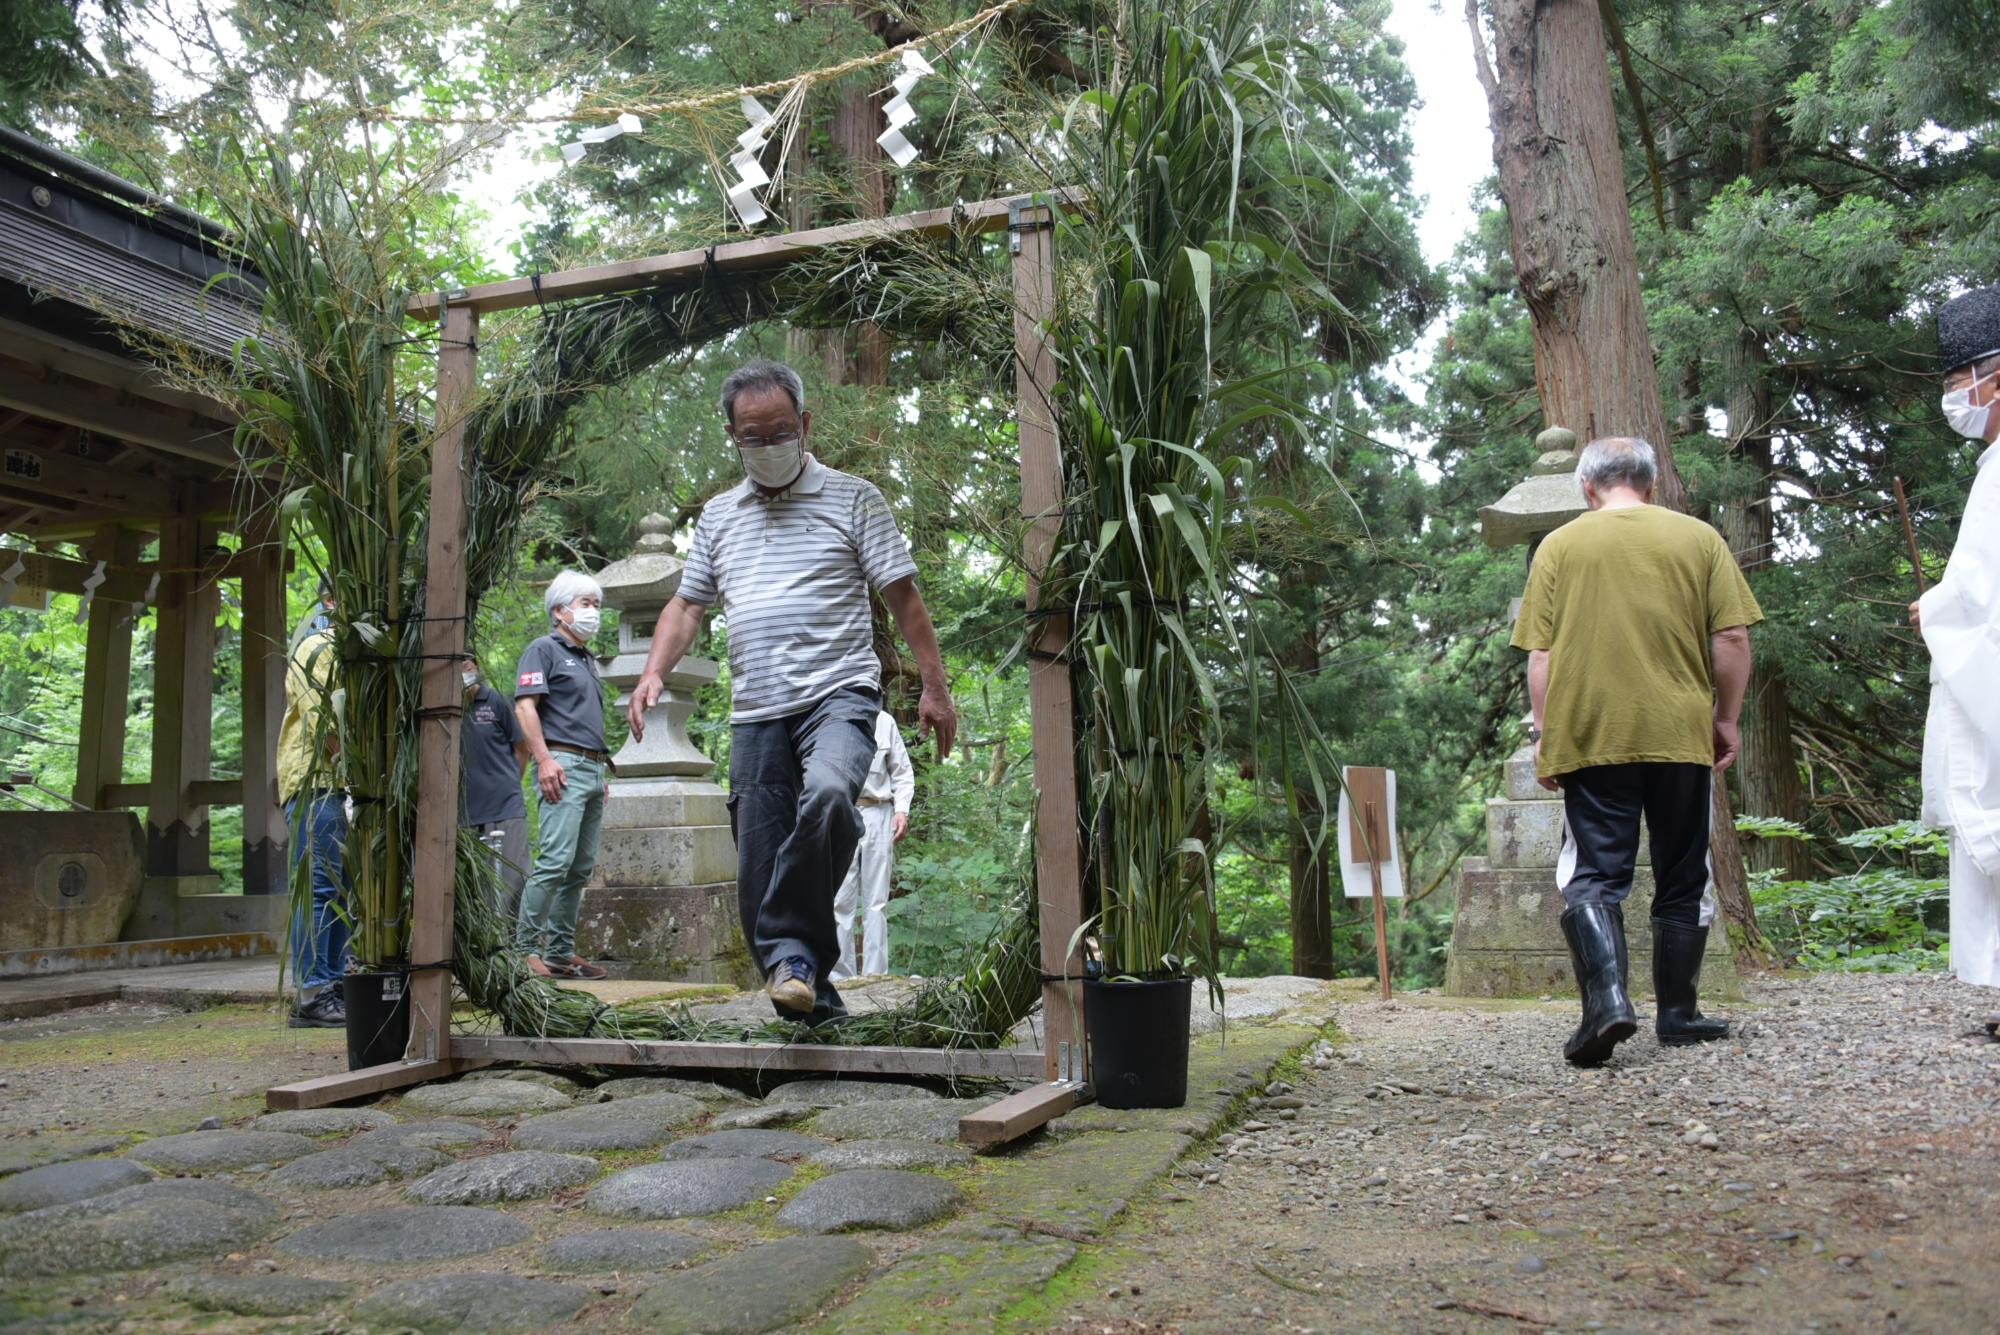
[574,515,753,986]
[1443,428,1738,999]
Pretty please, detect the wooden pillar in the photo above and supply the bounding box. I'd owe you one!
[239,511,289,894]
[406,303,477,1062]
[147,505,216,876]
[74,524,138,810]
[1010,198,1087,1087]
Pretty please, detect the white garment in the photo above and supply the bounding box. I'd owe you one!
[833,803,896,980]
[1920,442,2000,988]
[858,711,916,811]
[1950,838,2000,987]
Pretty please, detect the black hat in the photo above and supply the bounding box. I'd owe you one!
[1937,285,2000,373]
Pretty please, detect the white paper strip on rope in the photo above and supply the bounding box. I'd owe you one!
[876,47,933,168]
[562,111,645,164]
[724,95,778,225]
[0,552,24,607]
[74,560,106,626]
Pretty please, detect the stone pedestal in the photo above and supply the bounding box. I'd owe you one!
[1444,747,1740,998]
[574,517,754,987]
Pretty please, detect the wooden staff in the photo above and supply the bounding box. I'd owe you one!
[1364,799,1391,1002]
[1892,476,1927,596]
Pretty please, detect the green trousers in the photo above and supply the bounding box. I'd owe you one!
[516,752,605,959]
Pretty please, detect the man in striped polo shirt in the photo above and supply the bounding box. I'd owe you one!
[628,359,957,1024]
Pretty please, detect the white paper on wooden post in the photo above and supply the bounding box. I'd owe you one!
[1337,766,1403,898]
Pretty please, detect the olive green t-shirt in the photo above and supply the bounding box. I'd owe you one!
[1510,505,1763,778]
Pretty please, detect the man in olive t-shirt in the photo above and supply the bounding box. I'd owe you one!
[1510,436,1761,1066]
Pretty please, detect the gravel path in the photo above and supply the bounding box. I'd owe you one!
[1053,971,2000,1333]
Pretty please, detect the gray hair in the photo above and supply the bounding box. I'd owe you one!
[719,358,806,424]
[544,569,603,624]
[1576,436,1658,495]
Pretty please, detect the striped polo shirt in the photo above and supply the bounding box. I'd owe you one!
[678,454,917,722]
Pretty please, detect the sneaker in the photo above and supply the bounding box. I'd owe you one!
[766,956,816,1014]
[560,955,609,980]
[288,992,346,1029]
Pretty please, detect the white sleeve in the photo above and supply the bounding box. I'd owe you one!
[885,714,916,813]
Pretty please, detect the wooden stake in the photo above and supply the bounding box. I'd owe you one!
[404,304,477,1063]
[1011,196,1087,1092]
[1365,798,1391,1001]
[1892,476,1926,596]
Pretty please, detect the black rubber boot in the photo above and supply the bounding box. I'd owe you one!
[1609,903,1630,990]
[1653,917,1729,1045]
[1560,904,1638,1066]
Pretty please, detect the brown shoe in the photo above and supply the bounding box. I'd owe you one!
[525,955,559,979]
[766,956,816,1014]
[562,955,609,980]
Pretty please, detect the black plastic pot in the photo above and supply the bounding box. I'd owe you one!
[1084,975,1193,1109]
[344,969,411,1070]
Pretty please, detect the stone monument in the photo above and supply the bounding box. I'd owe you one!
[1444,428,1740,999]
[574,516,755,986]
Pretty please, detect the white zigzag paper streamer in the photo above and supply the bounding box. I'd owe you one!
[0,552,24,607]
[562,111,643,165]
[725,96,776,226]
[877,49,934,169]
[74,560,106,625]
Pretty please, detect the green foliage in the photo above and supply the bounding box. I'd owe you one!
[1742,818,1950,972]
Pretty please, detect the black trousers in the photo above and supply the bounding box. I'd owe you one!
[726,685,881,988]
[1557,762,1713,927]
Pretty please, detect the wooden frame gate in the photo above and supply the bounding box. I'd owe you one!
[268,193,1090,1145]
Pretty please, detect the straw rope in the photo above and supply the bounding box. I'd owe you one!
[356,0,1026,128]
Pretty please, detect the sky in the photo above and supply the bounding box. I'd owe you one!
[1382,1,1494,271]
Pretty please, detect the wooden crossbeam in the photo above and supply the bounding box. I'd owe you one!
[451,1034,1044,1080]
[0,359,235,464]
[0,316,239,425]
[407,190,1079,319]
[0,440,187,513]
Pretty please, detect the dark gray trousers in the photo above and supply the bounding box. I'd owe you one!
[728,685,880,1016]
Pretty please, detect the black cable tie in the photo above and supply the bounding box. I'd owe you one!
[407,959,453,972]
[413,704,464,720]
[1024,648,1067,664]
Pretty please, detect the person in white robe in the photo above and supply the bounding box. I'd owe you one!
[1914,284,2000,1006]
[831,710,916,980]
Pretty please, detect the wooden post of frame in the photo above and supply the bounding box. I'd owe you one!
[405,302,478,1063]
[961,196,1089,1146]
[1013,196,1085,1086]
[74,523,138,810]
[239,509,289,895]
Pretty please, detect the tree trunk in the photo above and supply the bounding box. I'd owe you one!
[1720,330,1813,880]
[1290,792,1335,979]
[1468,0,1770,959]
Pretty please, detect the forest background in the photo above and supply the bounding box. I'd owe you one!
[0,0,1990,984]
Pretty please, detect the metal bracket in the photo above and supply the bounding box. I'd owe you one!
[1007,195,1055,255]
[1056,1040,1087,1088]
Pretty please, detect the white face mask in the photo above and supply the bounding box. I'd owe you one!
[1942,378,1994,441]
[738,436,805,490]
[566,605,602,638]
[461,669,480,690]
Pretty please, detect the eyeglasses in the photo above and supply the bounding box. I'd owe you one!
[733,431,802,450]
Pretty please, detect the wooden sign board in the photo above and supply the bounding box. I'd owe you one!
[1336,766,1402,897]
[1338,765,1399,1002]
